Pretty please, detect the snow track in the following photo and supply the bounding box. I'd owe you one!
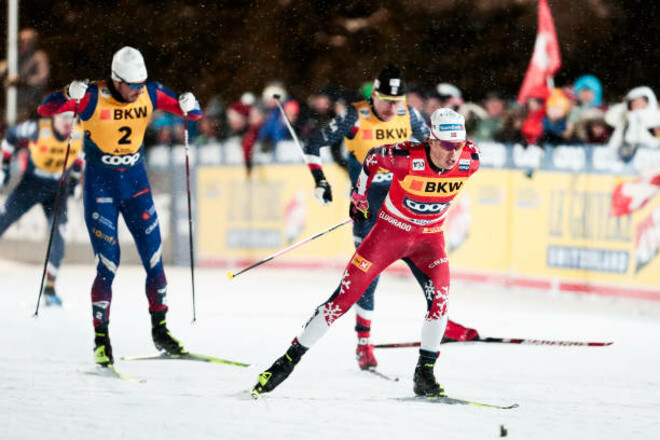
[1,261,659,439]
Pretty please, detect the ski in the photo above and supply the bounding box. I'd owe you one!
[250,387,264,400]
[82,364,145,383]
[120,352,251,368]
[374,337,613,349]
[394,395,518,409]
[364,368,400,382]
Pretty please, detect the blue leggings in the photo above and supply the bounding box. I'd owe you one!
[83,162,167,328]
[0,173,67,273]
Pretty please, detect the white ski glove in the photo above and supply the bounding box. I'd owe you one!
[67,80,88,101]
[178,92,197,114]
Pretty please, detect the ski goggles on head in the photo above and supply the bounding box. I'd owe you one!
[373,90,406,102]
[432,139,466,151]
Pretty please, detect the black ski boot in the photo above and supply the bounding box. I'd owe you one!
[94,329,114,367]
[43,285,63,306]
[151,310,187,355]
[252,339,308,398]
[413,355,445,397]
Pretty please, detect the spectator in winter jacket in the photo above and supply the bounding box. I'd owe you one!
[567,75,607,143]
[606,86,660,161]
[257,82,299,149]
[540,88,573,145]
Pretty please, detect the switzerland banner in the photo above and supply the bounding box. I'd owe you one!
[517,0,562,104]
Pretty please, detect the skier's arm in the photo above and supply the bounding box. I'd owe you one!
[2,120,39,161]
[409,105,430,143]
[350,142,410,221]
[465,140,481,176]
[1,120,39,185]
[146,81,202,121]
[304,106,359,204]
[38,84,93,118]
[354,142,411,197]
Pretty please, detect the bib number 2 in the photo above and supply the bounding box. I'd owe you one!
[118,126,132,145]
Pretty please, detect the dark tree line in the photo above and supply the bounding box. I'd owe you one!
[4,0,659,104]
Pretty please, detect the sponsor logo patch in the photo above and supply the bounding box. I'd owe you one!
[412,159,426,171]
[428,257,449,268]
[423,225,444,234]
[458,159,471,171]
[403,176,466,196]
[403,197,450,215]
[113,107,148,120]
[91,227,116,245]
[351,254,373,273]
[145,219,159,235]
[378,211,412,231]
[91,212,116,230]
[101,152,141,167]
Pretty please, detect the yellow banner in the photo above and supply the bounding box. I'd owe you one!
[197,164,354,262]
[197,163,660,290]
[445,169,660,288]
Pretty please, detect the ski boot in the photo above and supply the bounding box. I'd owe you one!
[94,330,114,367]
[413,355,445,397]
[43,285,63,306]
[151,310,187,355]
[442,320,479,342]
[252,339,307,398]
[356,340,378,371]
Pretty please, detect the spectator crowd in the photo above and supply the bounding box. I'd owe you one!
[2,29,659,168]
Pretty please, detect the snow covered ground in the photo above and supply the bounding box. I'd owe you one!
[1,259,659,440]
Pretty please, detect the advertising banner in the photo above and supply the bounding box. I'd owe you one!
[197,164,355,264]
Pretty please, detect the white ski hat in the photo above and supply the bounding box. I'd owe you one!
[111,46,148,83]
[429,108,466,142]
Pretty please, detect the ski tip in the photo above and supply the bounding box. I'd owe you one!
[226,271,234,280]
[250,388,261,400]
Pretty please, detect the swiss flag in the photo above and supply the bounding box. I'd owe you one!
[517,0,562,104]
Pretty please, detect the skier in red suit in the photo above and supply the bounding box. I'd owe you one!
[252,108,480,398]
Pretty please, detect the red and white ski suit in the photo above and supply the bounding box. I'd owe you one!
[297,140,480,355]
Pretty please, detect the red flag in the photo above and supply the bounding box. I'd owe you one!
[611,170,660,217]
[517,0,562,104]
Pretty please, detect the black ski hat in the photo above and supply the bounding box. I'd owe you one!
[373,64,406,100]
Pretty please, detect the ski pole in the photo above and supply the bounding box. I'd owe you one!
[373,337,613,349]
[34,103,79,316]
[227,218,352,279]
[272,94,308,165]
[183,114,197,323]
